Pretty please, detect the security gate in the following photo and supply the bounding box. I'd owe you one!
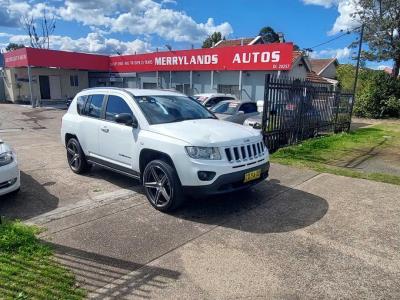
[262,75,353,152]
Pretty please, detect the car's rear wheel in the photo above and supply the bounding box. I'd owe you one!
[66,138,90,174]
[143,160,184,212]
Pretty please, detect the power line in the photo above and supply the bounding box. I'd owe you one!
[306,26,361,50]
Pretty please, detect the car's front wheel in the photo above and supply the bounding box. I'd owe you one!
[66,138,90,174]
[143,160,184,212]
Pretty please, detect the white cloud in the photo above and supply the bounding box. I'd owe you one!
[0,32,12,37]
[8,32,151,54]
[328,0,360,35]
[311,46,352,60]
[58,0,233,43]
[0,0,233,44]
[302,0,336,8]
[302,0,360,35]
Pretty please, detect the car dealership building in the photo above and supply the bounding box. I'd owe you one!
[1,39,330,104]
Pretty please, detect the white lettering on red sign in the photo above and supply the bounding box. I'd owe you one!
[5,54,27,63]
[155,54,218,66]
[232,51,281,64]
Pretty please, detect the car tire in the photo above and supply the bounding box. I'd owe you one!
[143,159,184,212]
[66,138,90,174]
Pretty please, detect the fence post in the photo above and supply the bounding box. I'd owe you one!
[262,74,271,146]
[333,91,340,133]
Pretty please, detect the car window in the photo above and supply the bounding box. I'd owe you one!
[222,96,235,101]
[205,98,217,107]
[239,103,257,114]
[105,95,133,122]
[210,102,239,115]
[84,94,104,118]
[76,96,87,115]
[136,95,215,125]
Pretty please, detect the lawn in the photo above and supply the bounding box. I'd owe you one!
[0,220,85,299]
[271,122,400,185]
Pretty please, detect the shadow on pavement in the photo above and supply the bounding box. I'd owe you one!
[82,166,144,192]
[45,242,180,299]
[0,171,59,220]
[173,179,329,233]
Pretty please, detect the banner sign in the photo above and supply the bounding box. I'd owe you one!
[4,48,109,71]
[4,43,293,72]
[110,43,293,72]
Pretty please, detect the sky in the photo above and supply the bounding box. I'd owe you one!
[0,0,392,69]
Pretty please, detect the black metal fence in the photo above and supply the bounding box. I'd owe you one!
[262,75,354,152]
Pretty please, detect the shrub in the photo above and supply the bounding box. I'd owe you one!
[353,71,400,118]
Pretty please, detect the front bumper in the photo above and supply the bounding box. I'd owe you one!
[0,161,21,196]
[182,161,269,197]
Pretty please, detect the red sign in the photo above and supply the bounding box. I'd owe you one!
[110,43,293,72]
[3,48,29,68]
[4,43,293,72]
[4,48,109,71]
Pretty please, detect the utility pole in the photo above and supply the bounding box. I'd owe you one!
[348,23,365,130]
[352,24,365,96]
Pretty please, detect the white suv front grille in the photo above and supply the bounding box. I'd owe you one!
[224,141,266,163]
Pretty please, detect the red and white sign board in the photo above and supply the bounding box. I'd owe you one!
[110,43,293,72]
[4,43,293,72]
[4,48,109,71]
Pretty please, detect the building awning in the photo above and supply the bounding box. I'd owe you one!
[4,43,295,73]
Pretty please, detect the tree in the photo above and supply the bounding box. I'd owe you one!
[259,26,280,43]
[5,43,25,51]
[351,0,400,78]
[22,10,56,49]
[202,32,222,48]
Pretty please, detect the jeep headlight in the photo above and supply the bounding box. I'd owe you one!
[185,146,221,160]
[0,151,14,166]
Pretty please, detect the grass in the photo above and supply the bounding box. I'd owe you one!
[271,123,400,185]
[0,219,85,300]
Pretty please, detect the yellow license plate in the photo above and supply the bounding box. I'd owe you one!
[243,169,261,183]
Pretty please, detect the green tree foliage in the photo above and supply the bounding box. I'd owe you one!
[354,71,400,118]
[202,32,222,48]
[259,26,280,43]
[5,43,25,51]
[351,0,400,78]
[337,64,400,118]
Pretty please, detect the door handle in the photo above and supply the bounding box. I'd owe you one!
[101,127,109,133]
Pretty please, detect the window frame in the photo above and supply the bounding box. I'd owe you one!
[103,94,135,124]
[82,94,106,119]
[239,102,258,114]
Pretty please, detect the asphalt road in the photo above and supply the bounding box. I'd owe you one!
[1,104,399,299]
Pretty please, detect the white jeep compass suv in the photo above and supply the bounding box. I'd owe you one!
[61,88,270,212]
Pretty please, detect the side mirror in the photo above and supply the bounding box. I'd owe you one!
[115,113,138,128]
[237,110,245,115]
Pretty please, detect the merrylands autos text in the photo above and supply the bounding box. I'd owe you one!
[155,51,281,66]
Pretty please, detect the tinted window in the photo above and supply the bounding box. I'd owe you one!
[105,95,133,122]
[136,95,215,125]
[239,103,257,113]
[84,94,104,118]
[210,101,239,115]
[76,96,87,115]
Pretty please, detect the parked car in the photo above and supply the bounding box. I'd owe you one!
[194,93,237,108]
[244,115,263,131]
[0,139,20,196]
[61,88,270,212]
[210,100,260,124]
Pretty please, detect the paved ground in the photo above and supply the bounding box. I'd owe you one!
[1,104,399,299]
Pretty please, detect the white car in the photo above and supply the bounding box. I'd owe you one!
[0,139,20,196]
[194,93,237,108]
[61,88,270,212]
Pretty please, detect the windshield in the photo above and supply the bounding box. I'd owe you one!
[210,102,239,115]
[136,95,215,125]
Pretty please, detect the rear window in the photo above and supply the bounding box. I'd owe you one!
[76,96,87,115]
[83,94,105,118]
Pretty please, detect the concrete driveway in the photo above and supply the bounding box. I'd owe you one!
[0,104,399,299]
